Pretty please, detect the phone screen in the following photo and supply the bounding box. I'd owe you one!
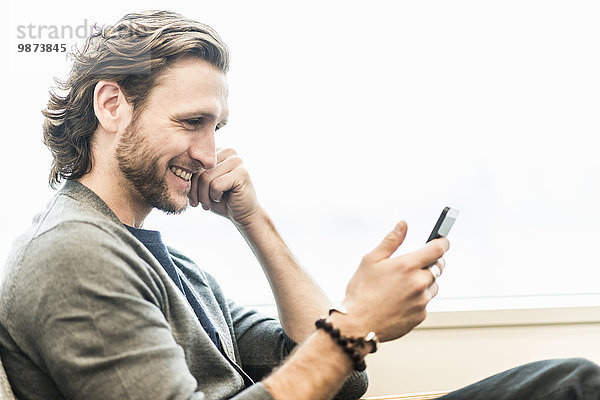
[426,207,459,243]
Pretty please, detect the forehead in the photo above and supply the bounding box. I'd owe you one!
[147,57,229,119]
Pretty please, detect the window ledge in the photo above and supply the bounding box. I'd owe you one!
[420,305,600,330]
[248,293,600,331]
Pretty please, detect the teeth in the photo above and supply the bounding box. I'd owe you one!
[170,167,192,181]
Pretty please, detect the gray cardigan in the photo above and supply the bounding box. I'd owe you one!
[0,181,367,400]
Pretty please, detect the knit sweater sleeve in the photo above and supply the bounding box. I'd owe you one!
[3,221,207,400]
[225,297,369,400]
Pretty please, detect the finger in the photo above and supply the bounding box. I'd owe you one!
[406,237,450,271]
[196,157,243,208]
[424,264,441,286]
[188,172,200,207]
[424,257,445,271]
[425,280,439,300]
[196,171,214,210]
[216,147,237,163]
[209,170,239,203]
[364,221,408,263]
[436,257,446,272]
[201,153,242,185]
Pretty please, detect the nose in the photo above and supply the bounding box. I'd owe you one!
[189,129,217,170]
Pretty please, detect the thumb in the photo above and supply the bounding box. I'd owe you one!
[366,221,408,262]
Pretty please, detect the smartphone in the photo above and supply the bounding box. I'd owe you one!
[426,207,459,243]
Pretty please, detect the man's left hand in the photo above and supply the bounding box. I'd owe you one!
[188,148,260,226]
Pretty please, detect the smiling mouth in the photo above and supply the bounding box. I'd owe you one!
[170,166,193,181]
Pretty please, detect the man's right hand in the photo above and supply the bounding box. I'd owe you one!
[332,220,450,342]
[263,220,450,400]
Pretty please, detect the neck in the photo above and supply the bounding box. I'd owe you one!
[78,168,151,228]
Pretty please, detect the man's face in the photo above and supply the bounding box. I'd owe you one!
[115,58,229,214]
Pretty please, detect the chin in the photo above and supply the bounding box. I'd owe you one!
[153,191,189,215]
[170,198,190,215]
[158,202,188,215]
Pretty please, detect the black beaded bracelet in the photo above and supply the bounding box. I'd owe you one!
[315,318,378,372]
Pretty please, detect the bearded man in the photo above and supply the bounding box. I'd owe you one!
[1,10,598,400]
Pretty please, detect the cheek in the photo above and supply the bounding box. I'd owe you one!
[146,128,188,158]
[165,136,193,159]
[135,115,192,160]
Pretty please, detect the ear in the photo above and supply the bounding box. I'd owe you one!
[93,81,132,134]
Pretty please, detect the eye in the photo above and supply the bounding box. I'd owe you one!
[182,118,224,132]
[182,118,204,130]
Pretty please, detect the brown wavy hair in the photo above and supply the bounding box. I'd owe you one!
[42,10,230,188]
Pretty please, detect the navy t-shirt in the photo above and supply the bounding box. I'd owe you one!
[125,225,222,351]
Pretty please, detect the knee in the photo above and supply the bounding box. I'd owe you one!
[576,358,600,373]
[562,358,600,374]
[533,358,600,397]
[557,358,600,387]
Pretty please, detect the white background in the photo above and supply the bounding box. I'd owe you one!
[2,1,599,309]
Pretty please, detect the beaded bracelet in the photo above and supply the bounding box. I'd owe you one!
[315,318,378,371]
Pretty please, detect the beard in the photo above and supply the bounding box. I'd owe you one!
[115,117,188,215]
